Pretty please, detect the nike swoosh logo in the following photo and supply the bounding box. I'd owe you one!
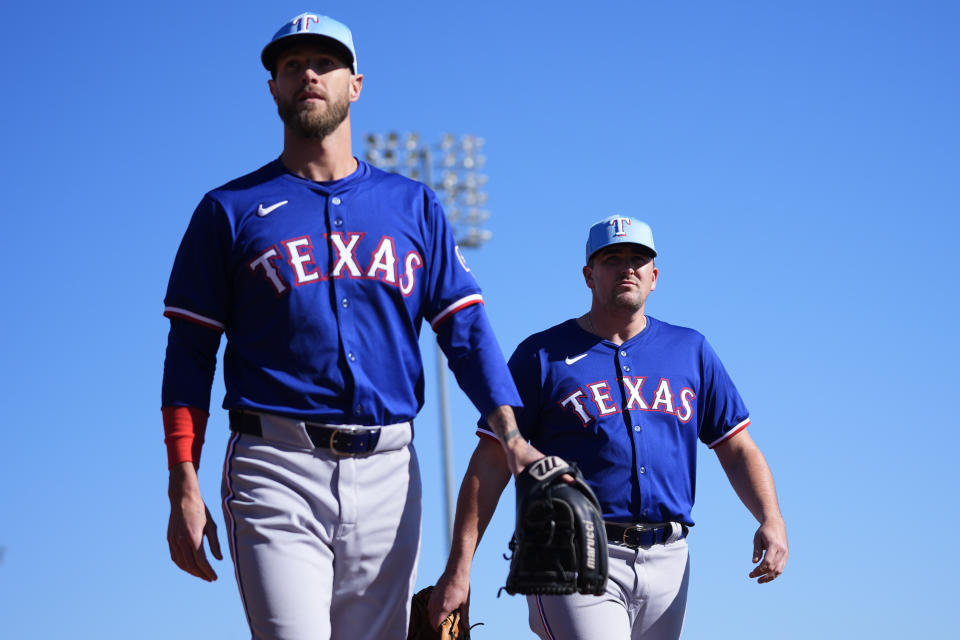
[564,353,588,365]
[257,200,289,217]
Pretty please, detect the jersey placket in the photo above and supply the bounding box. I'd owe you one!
[324,188,366,423]
[616,341,653,520]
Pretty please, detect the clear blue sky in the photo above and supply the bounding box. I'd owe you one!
[1,1,957,637]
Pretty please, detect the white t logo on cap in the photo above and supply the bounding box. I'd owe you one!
[293,14,320,32]
[610,217,632,237]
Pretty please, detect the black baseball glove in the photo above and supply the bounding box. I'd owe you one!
[503,456,608,596]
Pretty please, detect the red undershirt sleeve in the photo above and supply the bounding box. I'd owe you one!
[162,406,209,468]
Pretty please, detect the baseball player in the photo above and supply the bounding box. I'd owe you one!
[428,216,789,639]
[161,13,540,640]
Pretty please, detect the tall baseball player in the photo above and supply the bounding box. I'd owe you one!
[428,216,789,639]
[161,12,540,640]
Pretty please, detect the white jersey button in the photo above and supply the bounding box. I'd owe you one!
[348,352,356,362]
[623,365,631,372]
[620,350,627,357]
[334,217,344,226]
[639,466,646,474]
[342,298,350,308]
[332,196,342,205]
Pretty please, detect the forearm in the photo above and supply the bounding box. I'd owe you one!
[168,461,202,501]
[715,430,789,581]
[442,438,511,579]
[716,432,783,524]
[484,405,520,444]
[485,405,542,475]
[161,318,221,467]
[162,407,209,468]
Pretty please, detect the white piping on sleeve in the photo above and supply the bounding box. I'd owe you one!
[707,417,751,449]
[163,306,225,331]
[429,294,484,330]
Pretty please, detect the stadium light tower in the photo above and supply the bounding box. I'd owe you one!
[364,132,491,550]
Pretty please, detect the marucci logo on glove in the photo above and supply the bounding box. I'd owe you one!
[584,521,597,570]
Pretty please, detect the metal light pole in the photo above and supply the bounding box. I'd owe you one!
[364,132,491,550]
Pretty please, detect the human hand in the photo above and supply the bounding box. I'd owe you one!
[427,572,470,631]
[502,439,546,477]
[748,516,788,584]
[167,463,222,581]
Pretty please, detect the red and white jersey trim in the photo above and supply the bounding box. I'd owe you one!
[164,306,225,332]
[430,294,484,330]
[707,417,750,449]
[475,426,499,441]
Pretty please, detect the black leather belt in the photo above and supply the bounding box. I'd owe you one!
[604,522,688,548]
[229,410,381,456]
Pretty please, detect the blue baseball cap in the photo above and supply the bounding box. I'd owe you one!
[585,215,657,263]
[261,13,357,74]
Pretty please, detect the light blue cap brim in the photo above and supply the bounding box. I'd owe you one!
[261,13,357,74]
[585,215,657,262]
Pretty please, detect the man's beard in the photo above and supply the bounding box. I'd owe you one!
[278,90,350,139]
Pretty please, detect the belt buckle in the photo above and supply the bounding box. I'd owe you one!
[623,523,653,547]
[329,426,361,456]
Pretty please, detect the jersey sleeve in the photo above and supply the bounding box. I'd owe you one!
[161,194,231,412]
[420,193,484,326]
[476,338,541,440]
[423,194,521,416]
[161,196,231,466]
[161,317,222,410]
[162,195,234,331]
[697,338,751,448]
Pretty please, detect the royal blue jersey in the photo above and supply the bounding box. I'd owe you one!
[162,158,519,426]
[478,317,749,525]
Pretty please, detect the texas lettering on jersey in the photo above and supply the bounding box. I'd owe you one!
[558,376,697,426]
[248,231,424,296]
[476,317,750,524]
[163,160,520,426]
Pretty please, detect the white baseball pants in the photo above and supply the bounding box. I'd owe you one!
[221,417,421,640]
[528,536,690,640]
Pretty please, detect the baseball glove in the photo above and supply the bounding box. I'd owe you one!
[407,586,469,640]
[504,456,608,596]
